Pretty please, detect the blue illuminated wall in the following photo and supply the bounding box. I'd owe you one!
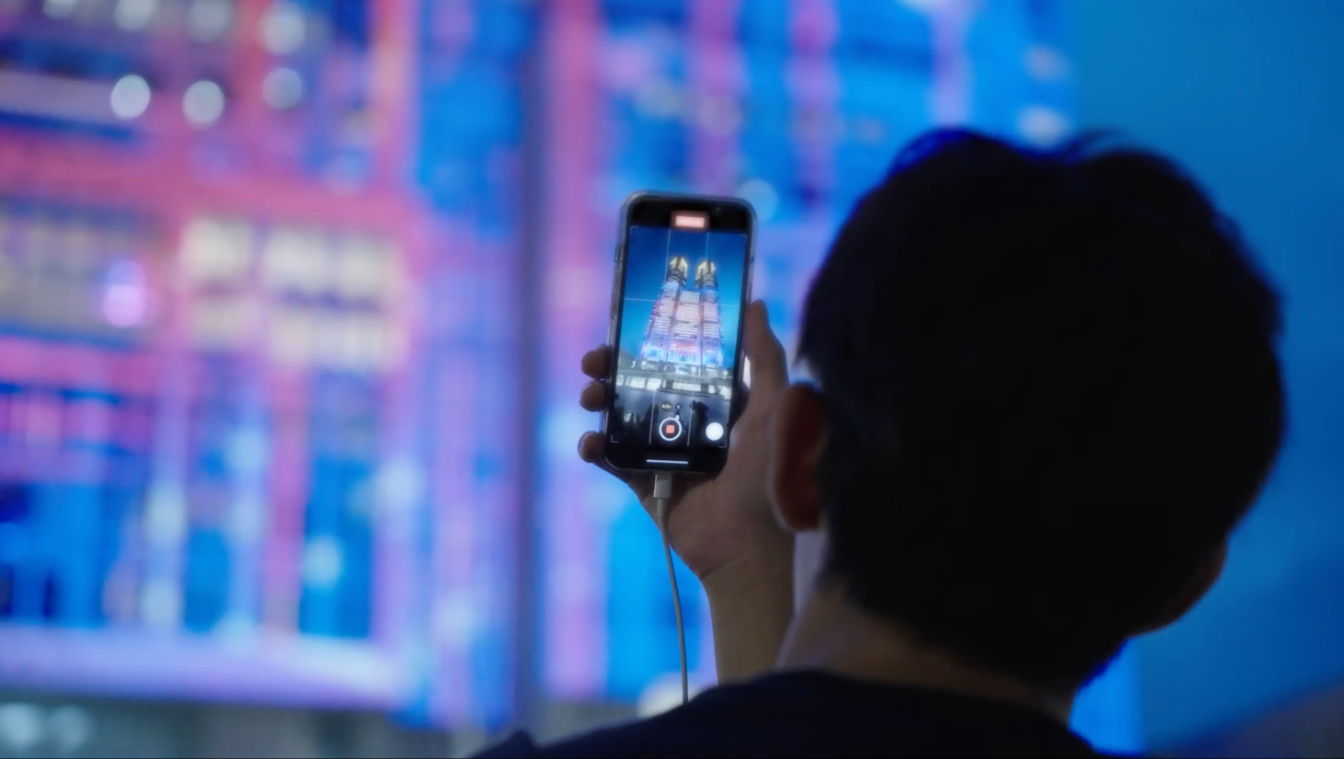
[416,0,538,728]
[1068,0,1344,749]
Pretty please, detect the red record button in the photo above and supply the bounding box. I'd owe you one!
[658,417,683,442]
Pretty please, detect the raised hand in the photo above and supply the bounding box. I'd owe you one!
[577,300,792,583]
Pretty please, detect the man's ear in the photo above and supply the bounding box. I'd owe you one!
[1136,543,1228,634]
[769,383,828,534]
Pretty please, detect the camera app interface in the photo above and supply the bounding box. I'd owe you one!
[610,225,748,454]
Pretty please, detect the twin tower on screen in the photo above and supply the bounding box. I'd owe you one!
[637,209,732,379]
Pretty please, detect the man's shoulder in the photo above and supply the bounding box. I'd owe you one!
[475,696,748,759]
[473,672,1102,758]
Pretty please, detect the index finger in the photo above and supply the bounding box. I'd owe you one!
[743,300,788,396]
[581,346,611,380]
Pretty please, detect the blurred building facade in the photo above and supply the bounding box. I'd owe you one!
[0,0,520,742]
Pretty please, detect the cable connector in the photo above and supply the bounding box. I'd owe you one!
[651,471,687,706]
[652,471,675,503]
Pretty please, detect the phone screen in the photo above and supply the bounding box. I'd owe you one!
[603,195,754,474]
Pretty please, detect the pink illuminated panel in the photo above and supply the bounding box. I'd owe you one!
[0,0,514,730]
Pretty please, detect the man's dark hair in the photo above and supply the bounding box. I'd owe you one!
[797,129,1285,687]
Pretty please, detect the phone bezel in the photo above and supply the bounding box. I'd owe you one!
[601,191,757,474]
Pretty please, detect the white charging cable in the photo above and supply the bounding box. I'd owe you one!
[651,471,688,706]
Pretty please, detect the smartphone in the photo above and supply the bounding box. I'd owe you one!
[601,192,756,474]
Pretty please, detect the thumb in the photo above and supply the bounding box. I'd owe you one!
[743,300,788,396]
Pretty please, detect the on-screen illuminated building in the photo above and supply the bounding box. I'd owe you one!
[638,252,725,377]
[696,260,723,369]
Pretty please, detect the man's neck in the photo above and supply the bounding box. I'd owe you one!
[775,585,1076,723]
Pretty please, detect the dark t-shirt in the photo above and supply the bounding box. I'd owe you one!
[476,671,1101,758]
